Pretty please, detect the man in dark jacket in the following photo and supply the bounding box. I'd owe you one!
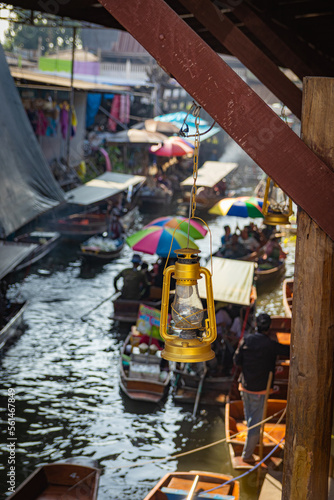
[113,254,149,300]
[233,313,290,463]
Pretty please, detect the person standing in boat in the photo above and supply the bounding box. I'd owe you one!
[107,207,124,240]
[233,313,290,464]
[113,254,149,300]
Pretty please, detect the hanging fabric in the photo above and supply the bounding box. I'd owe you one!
[119,94,130,124]
[108,94,120,131]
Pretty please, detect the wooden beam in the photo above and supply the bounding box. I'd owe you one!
[282,77,334,500]
[231,3,316,80]
[178,0,302,119]
[98,0,334,241]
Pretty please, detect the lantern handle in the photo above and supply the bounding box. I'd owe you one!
[160,265,175,341]
[199,266,217,343]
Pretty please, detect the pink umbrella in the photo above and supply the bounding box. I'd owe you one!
[150,136,194,157]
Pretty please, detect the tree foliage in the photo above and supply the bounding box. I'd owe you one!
[3,12,80,54]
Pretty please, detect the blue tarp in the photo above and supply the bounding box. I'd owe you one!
[154,112,221,141]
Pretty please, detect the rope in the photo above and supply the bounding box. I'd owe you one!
[199,437,284,497]
[105,407,286,473]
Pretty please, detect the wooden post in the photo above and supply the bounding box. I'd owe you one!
[282,78,334,499]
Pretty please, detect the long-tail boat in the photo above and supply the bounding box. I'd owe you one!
[143,470,240,500]
[225,399,287,469]
[8,462,100,499]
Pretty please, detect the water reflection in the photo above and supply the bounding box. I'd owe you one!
[0,207,295,500]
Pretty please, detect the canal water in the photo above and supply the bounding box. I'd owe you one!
[0,204,296,499]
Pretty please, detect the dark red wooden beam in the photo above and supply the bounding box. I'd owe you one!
[98,0,334,241]
[232,3,317,80]
[177,0,302,119]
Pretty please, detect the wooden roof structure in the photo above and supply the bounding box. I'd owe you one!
[5,2,334,499]
[8,1,334,76]
[7,0,334,240]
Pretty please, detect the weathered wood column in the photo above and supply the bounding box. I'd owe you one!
[282,78,334,499]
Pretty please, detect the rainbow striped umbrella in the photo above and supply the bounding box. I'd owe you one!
[126,225,198,257]
[144,216,207,240]
[209,196,264,218]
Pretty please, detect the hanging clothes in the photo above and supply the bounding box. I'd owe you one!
[108,94,120,131]
[71,106,78,137]
[36,110,48,136]
[119,94,130,124]
[60,103,69,140]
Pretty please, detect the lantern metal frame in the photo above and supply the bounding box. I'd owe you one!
[160,248,217,363]
[262,177,293,226]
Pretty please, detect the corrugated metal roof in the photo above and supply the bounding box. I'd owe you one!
[10,68,128,92]
[111,32,149,55]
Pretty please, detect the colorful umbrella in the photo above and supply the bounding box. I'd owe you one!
[126,225,198,257]
[150,136,194,157]
[144,216,207,240]
[209,196,264,218]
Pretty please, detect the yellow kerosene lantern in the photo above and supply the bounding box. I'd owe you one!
[160,248,217,363]
[262,177,293,226]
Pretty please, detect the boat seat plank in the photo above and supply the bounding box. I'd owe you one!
[161,487,234,499]
[167,478,231,495]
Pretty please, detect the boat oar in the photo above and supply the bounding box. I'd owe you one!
[81,292,118,321]
[192,364,207,418]
[257,371,273,489]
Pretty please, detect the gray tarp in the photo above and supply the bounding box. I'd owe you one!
[65,172,146,206]
[0,241,37,280]
[0,45,65,237]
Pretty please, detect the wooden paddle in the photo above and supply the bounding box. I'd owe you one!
[192,364,207,418]
[257,371,273,489]
[80,292,118,321]
[259,371,273,460]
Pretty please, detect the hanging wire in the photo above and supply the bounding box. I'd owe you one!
[163,103,213,274]
[179,100,216,138]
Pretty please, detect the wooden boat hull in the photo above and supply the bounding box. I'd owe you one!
[0,301,27,352]
[173,368,232,406]
[225,399,287,469]
[112,294,162,323]
[14,232,61,271]
[143,470,240,500]
[53,214,108,241]
[282,278,294,318]
[8,463,100,499]
[120,332,171,403]
[255,260,286,286]
[79,239,124,261]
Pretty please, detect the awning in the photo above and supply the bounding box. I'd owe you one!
[0,241,37,280]
[154,112,221,141]
[181,161,238,188]
[10,68,128,92]
[65,172,146,206]
[198,256,256,306]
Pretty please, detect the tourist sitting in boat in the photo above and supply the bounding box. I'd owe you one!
[220,224,231,247]
[238,227,261,253]
[222,233,249,259]
[113,254,150,300]
[153,257,176,289]
[258,233,287,267]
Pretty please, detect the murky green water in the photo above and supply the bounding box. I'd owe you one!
[0,204,295,499]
